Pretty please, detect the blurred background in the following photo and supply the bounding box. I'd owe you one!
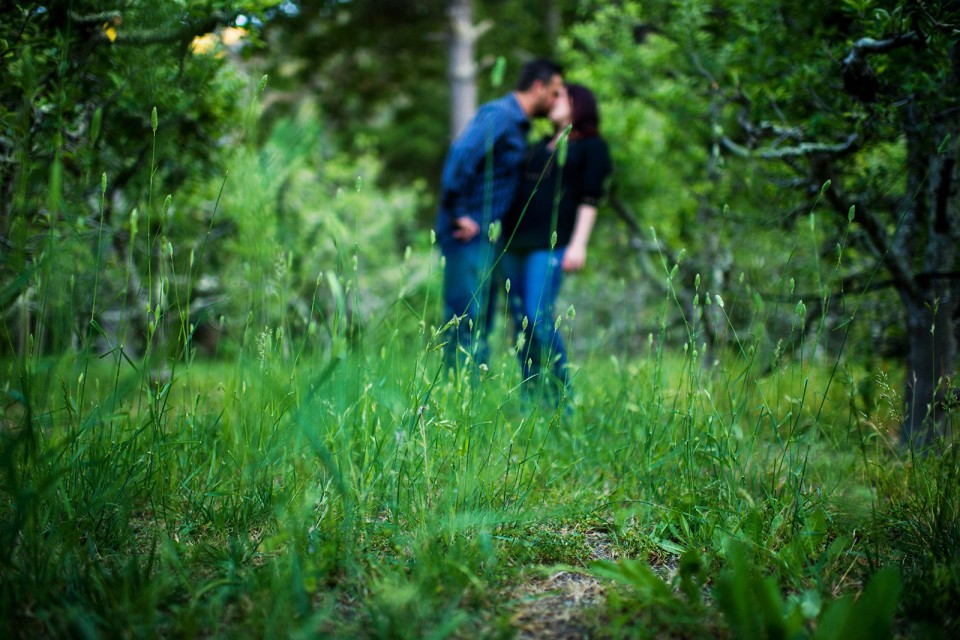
[2,1,958,433]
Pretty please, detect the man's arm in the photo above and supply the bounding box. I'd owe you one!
[440,104,504,222]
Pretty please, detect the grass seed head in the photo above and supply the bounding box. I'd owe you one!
[488,220,501,243]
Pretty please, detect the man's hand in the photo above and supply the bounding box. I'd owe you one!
[452,216,480,242]
[562,244,587,272]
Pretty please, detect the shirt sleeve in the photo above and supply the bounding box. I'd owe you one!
[439,104,507,219]
[577,137,613,207]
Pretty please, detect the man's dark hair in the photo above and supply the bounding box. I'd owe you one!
[515,58,563,91]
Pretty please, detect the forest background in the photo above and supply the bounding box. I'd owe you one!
[1,1,959,638]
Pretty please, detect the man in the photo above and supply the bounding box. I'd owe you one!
[436,58,564,373]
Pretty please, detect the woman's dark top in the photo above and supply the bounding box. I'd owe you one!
[501,135,612,252]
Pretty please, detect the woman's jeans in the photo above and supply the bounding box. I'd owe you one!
[500,247,568,399]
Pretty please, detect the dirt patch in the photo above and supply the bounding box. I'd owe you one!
[505,528,621,638]
[509,570,607,639]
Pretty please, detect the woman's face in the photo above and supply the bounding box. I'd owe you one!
[549,86,571,128]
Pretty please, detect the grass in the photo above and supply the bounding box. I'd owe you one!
[1,103,957,637]
[2,244,957,639]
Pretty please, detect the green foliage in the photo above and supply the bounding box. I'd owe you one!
[256,0,581,197]
[0,1,272,357]
[199,100,429,358]
[876,442,960,635]
[713,541,901,640]
[2,1,959,637]
[0,257,947,636]
[591,551,710,637]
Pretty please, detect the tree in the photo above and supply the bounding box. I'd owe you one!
[0,1,273,358]
[700,0,958,447]
[565,0,959,447]
[255,0,579,197]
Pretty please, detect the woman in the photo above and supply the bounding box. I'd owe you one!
[500,83,613,402]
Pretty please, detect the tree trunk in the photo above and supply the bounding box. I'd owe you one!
[899,118,959,448]
[901,290,957,447]
[447,0,479,139]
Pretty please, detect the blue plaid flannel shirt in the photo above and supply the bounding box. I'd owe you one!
[435,93,530,244]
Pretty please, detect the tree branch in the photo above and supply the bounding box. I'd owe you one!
[842,32,921,68]
[94,12,236,46]
[821,186,920,300]
[0,6,39,59]
[721,133,859,160]
[68,10,122,25]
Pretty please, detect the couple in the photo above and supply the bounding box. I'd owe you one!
[435,58,612,402]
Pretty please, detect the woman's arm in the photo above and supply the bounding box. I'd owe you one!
[561,203,597,272]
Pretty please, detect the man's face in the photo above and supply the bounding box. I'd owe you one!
[548,85,571,126]
[533,74,565,118]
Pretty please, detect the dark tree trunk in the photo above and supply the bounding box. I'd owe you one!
[899,115,959,448]
[900,289,957,447]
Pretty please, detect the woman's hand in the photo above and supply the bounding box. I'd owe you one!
[562,243,587,272]
[563,204,597,272]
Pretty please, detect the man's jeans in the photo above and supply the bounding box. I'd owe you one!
[440,236,499,372]
[500,247,568,398]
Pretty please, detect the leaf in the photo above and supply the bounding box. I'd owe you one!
[491,56,506,87]
[938,133,952,155]
[91,107,103,143]
[557,124,571,167]
[590,558,675,601]
[813,566,901,640]
[678,548,705,606]
[654,537,686,555]
[852,566,901,638]
[48,155,64,212]
[813,594,854,640]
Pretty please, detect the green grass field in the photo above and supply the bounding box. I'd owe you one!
[2,267,956,639]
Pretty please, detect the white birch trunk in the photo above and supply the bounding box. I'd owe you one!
[448,0,480,139]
